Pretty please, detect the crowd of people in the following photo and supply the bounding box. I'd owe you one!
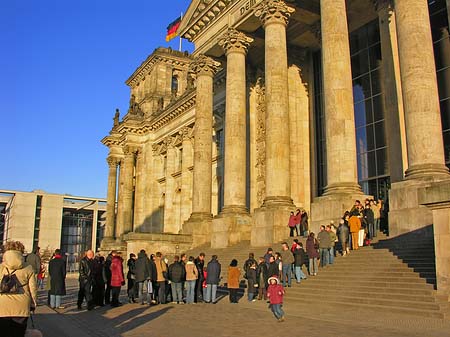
[0,198,386,334]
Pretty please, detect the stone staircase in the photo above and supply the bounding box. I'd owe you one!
[185,232,449,320]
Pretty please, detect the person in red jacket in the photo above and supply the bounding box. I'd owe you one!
[110,251,124,307]
[267,276,285,322]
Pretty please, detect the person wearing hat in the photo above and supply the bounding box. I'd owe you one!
[267,276,285,322]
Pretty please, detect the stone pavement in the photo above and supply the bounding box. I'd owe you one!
[29,275,450,337]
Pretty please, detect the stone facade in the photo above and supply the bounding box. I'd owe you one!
[102,1,450,299]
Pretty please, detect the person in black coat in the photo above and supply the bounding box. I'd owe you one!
[168,255,186,304]
[266,255,278,291]
[256,257,268,300]
[77,250,95,310]
[48,249,66,309]
[127,254,137,303]
[205,255,221,304]
[292,243,308,283]
[92,255,105,307]
[104,252,112,305]
[135,250,151,305]
[194,253,205,303]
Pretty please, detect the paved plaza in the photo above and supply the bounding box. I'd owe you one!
[30,275,450,337]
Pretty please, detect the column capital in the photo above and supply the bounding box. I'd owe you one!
[123,145,139,156]
[372,0,392,11]
[218,28,254,55]
[189,55,221,77]
[106,156,120,167]
[180,126,194,141]
[254,0,295,28]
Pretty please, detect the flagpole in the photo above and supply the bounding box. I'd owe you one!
[179,12,183,52]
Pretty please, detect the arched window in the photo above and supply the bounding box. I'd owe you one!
[171,75,179,96]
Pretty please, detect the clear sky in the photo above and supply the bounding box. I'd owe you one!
[0,0,194,199]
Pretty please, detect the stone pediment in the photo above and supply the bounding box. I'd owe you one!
[178,0,233,42]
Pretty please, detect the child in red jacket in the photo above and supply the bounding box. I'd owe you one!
[267,276,285,322]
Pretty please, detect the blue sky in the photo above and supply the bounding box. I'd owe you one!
[0,0,193,198]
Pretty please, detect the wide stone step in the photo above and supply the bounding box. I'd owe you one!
[301,278,434,289]
[315,270,435,279]
[294,283,435,296]
[285,295,445,319]
[285,291,441,311]
[288,286,437,303]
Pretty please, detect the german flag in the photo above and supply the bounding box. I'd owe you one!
[166,16,182,42]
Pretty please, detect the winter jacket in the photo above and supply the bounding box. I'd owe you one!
[0,250,38,317]
[280,249,294,265]
[206,259,221,285]
[337,224,350,243]
[257,262,268,288]
[168,261,186,283]
[293,247,307,266]
[185,261,198,281]
[349,216,361,233]
[48,255,66,296]
[329,231,337,247]
[127,258,136,280]
[363,207,374,225]
[267,262,279,280]
[194,257,204,280]
[155,257,168,282]
[267,277,284,305]
[110,256,124,287]
[317,230,331,249]
[134,252,151,282]
[79,256,94,284]
[306,237,319,259]
[25,253,41,275]
[288,214,297,228]
[246,267,257,293]
[227,266,240,289]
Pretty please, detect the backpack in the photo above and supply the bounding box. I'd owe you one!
[0,267,22,294]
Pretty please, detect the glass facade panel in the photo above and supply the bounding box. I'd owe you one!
[429,0,450,165]
[60,209,93,261]
[353,74,371,102]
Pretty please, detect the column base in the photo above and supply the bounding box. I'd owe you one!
[310,192,368,235]
[262,195,294,208]
[251,204,294,247]
[389,178,450,237]
[220,205,248,215]
[323,182,362,196]
[405,163,449,180]
[211,213,252,249]
[181,213,212,247]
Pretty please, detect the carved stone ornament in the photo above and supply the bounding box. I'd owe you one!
[372,0,392,11]
[189,54,221,77]
[218,28,254,55]
[107,156,120,167]
[181,126,194,141]
[254,0,295,27]
[123,145,139,156]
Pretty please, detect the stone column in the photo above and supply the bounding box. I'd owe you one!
[105,156,119,240]
[116,145,136,239]
[394,0,449,179]
[188,55,220,221]
[321,0,361,195]
[375,0,407,183]
[164,137,178,233]
[255,0,295,207]
[218,28,253,214]
[180,127,193,224]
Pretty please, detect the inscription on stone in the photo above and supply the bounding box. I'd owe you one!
[239,0,261,16]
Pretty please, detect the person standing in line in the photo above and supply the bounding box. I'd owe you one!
[288,211,297,237]
[135,250,151,305]
[337,219,350,256]
[104,252,113,305]
[279,243,294,287]
[205,255,221,304]
[246,261,258,302]
[77,250,95,310]
[168,255,185,304]
[127,253,137,303]
[371,199,380,237]
[194,253,205,303]
[267,276,285,322]
[92,255,105,307]
[48,249,66,309]
[110,251,124,307]
[257,256,268,300]
[327,224,337,265]
[317,225,331,267]
[292,242,308,283]
[349,211,362,250]
[0,241,38,337]
[227,259,240,304]
[155,252,168,304]
[305,232,319,276]
[184,256,198,304]
[295,209,302,237]
[25,247,41,279]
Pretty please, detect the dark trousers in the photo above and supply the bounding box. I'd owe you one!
[0,317,27,337]
[111,286,121,306]
[105,282,112,304]
[157,281,166,304]
[92,283,105,306]
[195,277,203,302]
[127,279,136,299]
[229,288,238,303]
[77,280,93,309]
